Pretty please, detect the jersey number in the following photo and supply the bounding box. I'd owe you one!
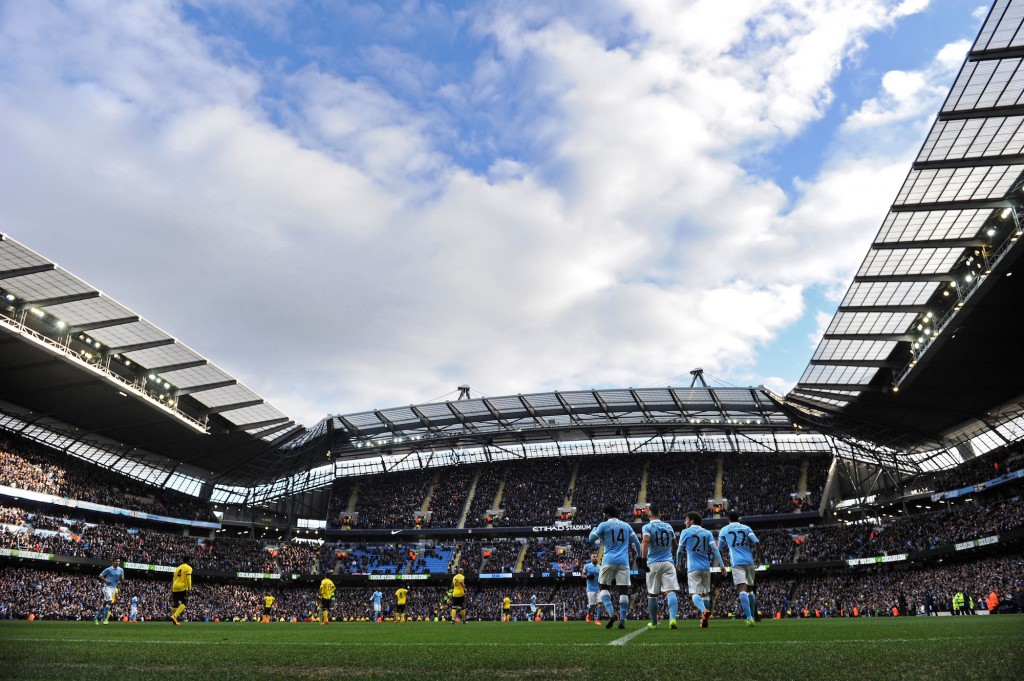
[611,528,625,545]
[729,530,749,548]
[653,529,672,548]
[690,535,709,555]
[175,568,183,578]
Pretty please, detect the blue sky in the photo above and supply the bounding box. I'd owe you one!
[0,0,989,425]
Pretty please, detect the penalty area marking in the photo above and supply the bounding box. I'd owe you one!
[608,627,647,646]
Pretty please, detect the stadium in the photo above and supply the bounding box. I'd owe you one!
[1,1,1024,679]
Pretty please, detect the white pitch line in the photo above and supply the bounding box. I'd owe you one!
[0,635,1002,648]
[608,626,647,646]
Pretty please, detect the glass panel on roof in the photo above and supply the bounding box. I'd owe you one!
[599,390,635,405]
[841,281,935,307]
[125,344,202,369]
[876,210,987,243]
[43,296,133,326]
[633,389,675,408]
[344,412,384,427]
[2,268,92,301]
[799,365,878,385]
[416,403,454,419]
[826,312,916,335]
[377,407,420,425]
[221,404,280,426]
[561,391,600,408]
[190,384,260,409]
[161,364,231,388]
[90,320,166,348]
[857,248,960,277]
[451,400,489,416]
[812,339,897,362]
[895,166,1024,205]
[975,0,1023,50]
[713,388,757,407]
[0,236,49,269]
[918,118,1024,162]
[486,396,528,412]
[670,388,717,408]
[523,393,561,409]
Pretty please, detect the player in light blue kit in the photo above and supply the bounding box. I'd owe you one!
[129,595,140,622]
[640,504,679,630]
[583,553,602,625]
[718,510,760,626]
[95,558,124,625]
[371,590,383,621]
[588,504,641,630]
[677,511,725,629]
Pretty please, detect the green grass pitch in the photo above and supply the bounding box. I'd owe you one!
[1,617,1022,680]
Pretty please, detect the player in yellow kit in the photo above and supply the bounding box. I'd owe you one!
[395,587,408,622]
[170,560,192,626]
[451,568,467,623]
[318,573,335,625]
[502,596,511,622]
[262,595,275,623]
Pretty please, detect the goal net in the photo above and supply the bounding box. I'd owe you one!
[502,603,562,621]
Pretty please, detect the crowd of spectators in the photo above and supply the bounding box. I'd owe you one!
[325,478,357,529]
[426,467,476,527]
[478,540,523,573]
[927,449,1023,494]
[0,507,319,574]
[353,471,433,529]
[790,552,1024,617]
[570,455,643,525]
[798,496,1024,562]
[496,460,574,526]
[644,452,718,520]
[331,544,413,575]
[723,455,804,515]
[463,466,504,528]
[0,438,215,522]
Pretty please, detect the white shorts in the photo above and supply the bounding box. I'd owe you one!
[587,591,599,606]
[687,570,711,595]
[373,604,381,613]
[732,565,756,587]
[102,586,116,602]
[599,564,631,587]
[645,561,680,595]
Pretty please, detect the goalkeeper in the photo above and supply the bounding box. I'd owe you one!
[588,505,642,630]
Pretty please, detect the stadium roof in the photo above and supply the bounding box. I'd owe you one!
[788,0,1024,464]
[0,233,304,487]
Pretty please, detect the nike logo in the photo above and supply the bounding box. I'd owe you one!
[391,530,402,535]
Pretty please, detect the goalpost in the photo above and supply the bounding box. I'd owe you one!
[502,602,562,621]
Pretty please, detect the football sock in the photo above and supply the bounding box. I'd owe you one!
[740,592,753,620]
[647,597,658,626]
[692,594,705,612]
[172,604,186,620]
[749,594,757,618]
[667,592,679,621]
[600,590,615,619]
[618,594,629,622]
[451,609,457,621]
[461,609,466,622]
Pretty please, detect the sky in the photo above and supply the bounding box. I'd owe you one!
[0,0,991,428]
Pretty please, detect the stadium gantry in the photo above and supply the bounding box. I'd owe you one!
[0,0,1023,513]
